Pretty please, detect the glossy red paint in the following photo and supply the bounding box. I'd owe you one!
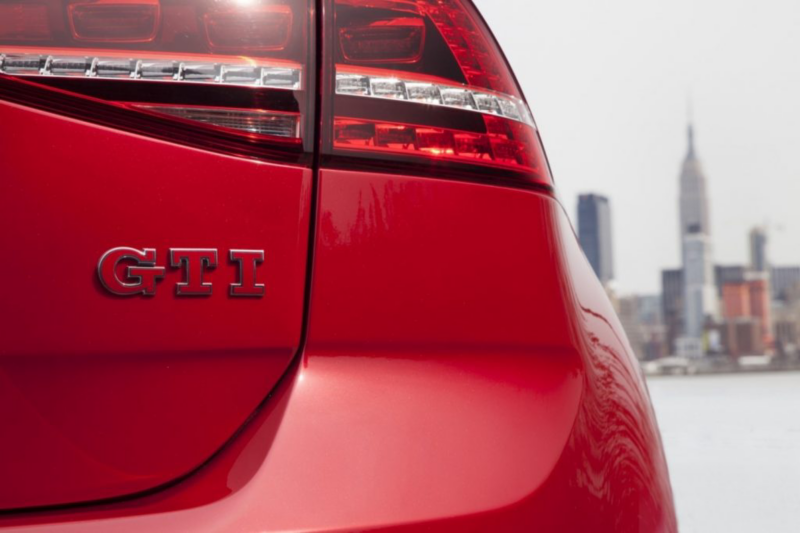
[0,0,676,527]
[0,101,311,510]
[0,171,675,531]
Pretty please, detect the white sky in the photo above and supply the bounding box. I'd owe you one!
[476,0,800,294]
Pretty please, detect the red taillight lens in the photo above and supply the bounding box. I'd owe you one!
[324,0,551,187]
[0,4,51,41]
[0,0,314,164]
[0,0,549,185]
[339,14,425,64]
[68,0,161,43]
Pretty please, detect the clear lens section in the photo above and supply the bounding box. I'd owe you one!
[406,82,441,104]
[335,69,534,127]
[440,88,475,110]
[0,51,302,90]
[135,105,301,138]
[95,58,135,78]
[139,59,176,79]
[49,56,91,76]
[0,53,44,73]
[220,64,261,84]
[260,66,302,89]
[369,77,406,99]
[336,73,370,95]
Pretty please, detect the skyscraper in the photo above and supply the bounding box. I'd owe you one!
[679,124,711,245]
[749,226,768,272]
[682,228,718,339]
[678,124,717,344]
[578,194,614,284]
[661,268,684,353]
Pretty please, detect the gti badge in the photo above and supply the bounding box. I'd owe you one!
[97,247,265,297]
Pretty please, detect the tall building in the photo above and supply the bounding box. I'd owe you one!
[772,266,800,302]
[719,271,772,355]
[679,124,712,247]
[678,123,717,344]
[722,282,751,319]
[682,228,718,339]
[748,272,773,349]
[749,227,768,272]
[661,268,683,354]
[578,194,614,284]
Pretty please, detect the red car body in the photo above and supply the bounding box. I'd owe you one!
[0,0,676,530]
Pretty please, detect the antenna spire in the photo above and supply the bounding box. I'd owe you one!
[686,92,695,158]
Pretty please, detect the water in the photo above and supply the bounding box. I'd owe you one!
[647,372,800,532]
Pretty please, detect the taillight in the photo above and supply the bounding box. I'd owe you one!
[0,0,315,164]
[322,0,552,187]
[0,0,549,185]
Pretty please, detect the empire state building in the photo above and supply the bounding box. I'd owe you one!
[679,124,711,241]
[679,123,718,344]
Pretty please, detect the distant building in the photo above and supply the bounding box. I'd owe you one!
[577,194,614,284]
[774,318,798,357]
[617,295,667,361]
[773,282,800,359]
[771,266,800,302]
[749,227,768,272]
[720,271,772,354]
[682,228,718,339]
[748,272,772,348]
[662,268,683,354]
[715,265,747,299]
[723,318,764,357]
[722,282,751,319]
[679,124,712,252]
[637,294,663,326]
[678,124,717,346]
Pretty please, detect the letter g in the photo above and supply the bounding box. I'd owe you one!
[97,247,165,296]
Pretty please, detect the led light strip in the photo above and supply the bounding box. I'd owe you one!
[335,71,535,128]
[0,52,302,90]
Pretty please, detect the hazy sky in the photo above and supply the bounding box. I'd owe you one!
[476,0,800,294]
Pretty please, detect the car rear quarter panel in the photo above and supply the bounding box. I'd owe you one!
[0,169,675,531]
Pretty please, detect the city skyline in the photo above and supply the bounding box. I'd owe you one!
[573,120,799,298]
[477,0,800,294]
[580,123,790,359]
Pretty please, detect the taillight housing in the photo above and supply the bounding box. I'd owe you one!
[0,0,315,164]
[322,0,552,188]
[0,0,550,186]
